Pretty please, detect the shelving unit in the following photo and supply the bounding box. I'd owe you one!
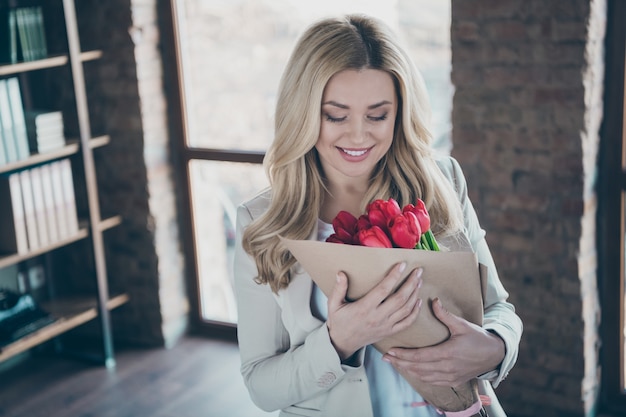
[0,293,129,362]
[0,0,126,368]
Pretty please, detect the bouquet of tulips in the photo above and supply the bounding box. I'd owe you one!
[326,198,440,251]
[281,198,488,416]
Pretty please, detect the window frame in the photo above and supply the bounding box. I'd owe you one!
[598,0,626,412]
[159,0,263,339]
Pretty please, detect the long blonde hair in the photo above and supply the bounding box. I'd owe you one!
[243,14,463,293]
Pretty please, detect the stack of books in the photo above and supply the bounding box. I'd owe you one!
[0,159,79,255]
[0,6,48,64]
[0,77,30,165]
[25,110,65,154]
[0,76,66,166]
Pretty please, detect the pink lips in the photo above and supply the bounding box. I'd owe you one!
[338,146,372,161]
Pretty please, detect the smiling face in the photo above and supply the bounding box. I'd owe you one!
[315,69,398,189]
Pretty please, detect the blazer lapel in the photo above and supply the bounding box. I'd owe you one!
[280,223,324,340]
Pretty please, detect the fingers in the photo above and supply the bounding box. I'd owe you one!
[367,262,408,305]
[431,297,466,335]
[389,294,422,333]
[385,346,444,365]
[383,348,463,386]
[380,267,423,317]
[367,262,406,305]
[385,353,469,387]
[327,264,424,355]
[327,271,348,313]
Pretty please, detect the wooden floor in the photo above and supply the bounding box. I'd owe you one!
[0,335,278,417]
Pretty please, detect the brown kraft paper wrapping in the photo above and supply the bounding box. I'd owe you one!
[281,237,489,413]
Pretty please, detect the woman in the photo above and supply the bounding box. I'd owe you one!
[234,14,522,417]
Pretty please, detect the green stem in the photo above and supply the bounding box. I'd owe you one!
[425,230,440,252]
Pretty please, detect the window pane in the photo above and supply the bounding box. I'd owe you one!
[174,0,452,152]
[189,160,269,324]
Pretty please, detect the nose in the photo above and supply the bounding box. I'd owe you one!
[347,119,367,144]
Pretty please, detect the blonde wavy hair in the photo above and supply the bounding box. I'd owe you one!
[243,14,463,293]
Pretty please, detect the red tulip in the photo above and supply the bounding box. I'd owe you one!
[331,211,358,244]
[403,199,431,233]
[357,226,393,248]
[326,234,345,244]
[356,214,371,231]
[388,212,422,249]
[366,198,401,232]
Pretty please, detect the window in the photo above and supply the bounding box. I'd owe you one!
[162,0,453,330]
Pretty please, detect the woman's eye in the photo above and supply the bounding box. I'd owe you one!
[325,114,347,123]
[368,113,388,122]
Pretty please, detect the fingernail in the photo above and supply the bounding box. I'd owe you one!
[417,278,423,289]
[387,350,397,357]
[417,298,423,308]
[336,273,341,283]
[382,356,391,363]
[398,262,407,273]
[416,267,423,278]
[435,297,442,308]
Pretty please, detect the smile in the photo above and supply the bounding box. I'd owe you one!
[339,147,370,157]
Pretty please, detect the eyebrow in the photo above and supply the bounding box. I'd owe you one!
[322,100,393,110]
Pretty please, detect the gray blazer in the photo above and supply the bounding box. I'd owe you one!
[234,156,523,417]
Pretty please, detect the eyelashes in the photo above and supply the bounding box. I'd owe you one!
[325,114,347,123]
[324,113,388,123]
[369,114,388,122]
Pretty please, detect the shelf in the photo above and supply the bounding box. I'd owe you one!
[89,135,111,149]
[0,55,69,76]
[80,50,103,62]
[0,228,89,270]
[68,135,111,150]
[0,293,130,363]
[0,143,79,175]
[0,215,123,269]
[0,50,103,76]
[99,215,123,232]
[0,136,111,174]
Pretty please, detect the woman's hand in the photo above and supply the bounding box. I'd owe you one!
[382,298,506,387]
[326,262,423,360]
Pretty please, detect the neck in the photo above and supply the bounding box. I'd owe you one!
[320,181,369,223]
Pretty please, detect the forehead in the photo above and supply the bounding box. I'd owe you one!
[322,69,396,104]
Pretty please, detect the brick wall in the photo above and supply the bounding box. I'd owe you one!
[450,1,606,416]
[78,0,188,348]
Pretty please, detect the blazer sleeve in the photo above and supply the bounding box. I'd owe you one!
[441,156,523,387]
[233,203,360,412]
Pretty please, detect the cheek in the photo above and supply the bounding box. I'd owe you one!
[373,121,396,141]
[316,125,332,151]
[318,123,341,143]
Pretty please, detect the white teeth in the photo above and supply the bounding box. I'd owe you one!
[342,148,367,156]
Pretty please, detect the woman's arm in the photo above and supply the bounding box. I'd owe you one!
[234,204,352,411]
[447,156,523,386]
